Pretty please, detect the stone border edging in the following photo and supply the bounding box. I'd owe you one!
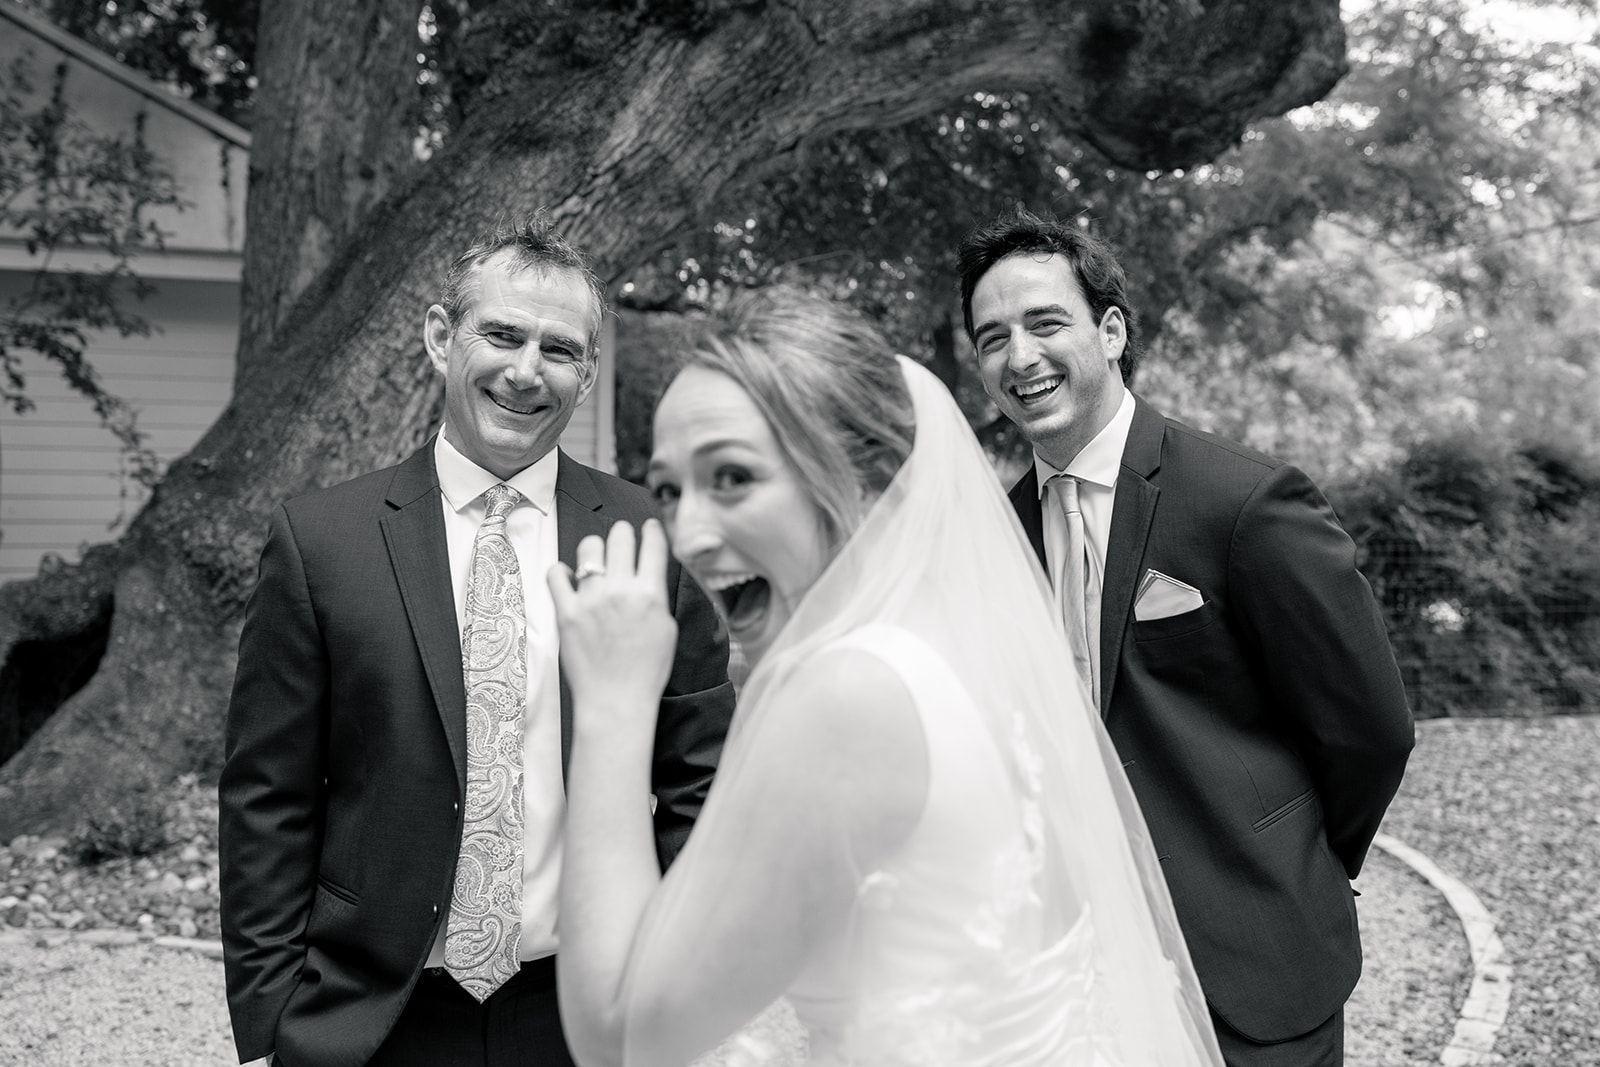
[1373,833,1513,1067]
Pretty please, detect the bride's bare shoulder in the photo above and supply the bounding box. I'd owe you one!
[772,639,921,733]
[757,639,929,844]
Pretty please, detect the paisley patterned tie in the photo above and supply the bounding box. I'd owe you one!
[446,483,526,1001]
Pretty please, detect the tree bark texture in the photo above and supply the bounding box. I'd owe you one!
[0,0,1346,836]
[236,0,428,375]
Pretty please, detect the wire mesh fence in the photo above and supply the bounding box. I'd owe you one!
[1357,538,1600,718]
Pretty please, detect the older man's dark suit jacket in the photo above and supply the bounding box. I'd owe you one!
[219,441,735,1067]
[1010,396,1413,1044]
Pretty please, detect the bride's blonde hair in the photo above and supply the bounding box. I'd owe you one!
[675,288,915,550]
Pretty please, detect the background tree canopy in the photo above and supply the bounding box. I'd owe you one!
[1,0,1596,838]
[605,0,1600,714]
[615,0,1600,485]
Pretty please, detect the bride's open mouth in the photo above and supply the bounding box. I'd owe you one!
[704,572,771,633]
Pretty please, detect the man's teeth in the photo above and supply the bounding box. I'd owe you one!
[488,391,538,415]
[703,572,757,592]
[1014,377,1063,401]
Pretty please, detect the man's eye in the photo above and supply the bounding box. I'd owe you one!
[487,331,520,346]
[1031,320,1064,334]
[544,344,579,362]
[649,481,680,507]
[978,335,1006,354]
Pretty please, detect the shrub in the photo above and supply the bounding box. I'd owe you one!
[1327,435,1600,717]
[67,792,172,865]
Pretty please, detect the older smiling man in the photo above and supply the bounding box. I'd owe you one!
[957,207,1414,1067]
[219,213,734,1067]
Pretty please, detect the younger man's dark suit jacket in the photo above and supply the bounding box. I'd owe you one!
[1010,396,1414,1044]
[219,442,736,1067]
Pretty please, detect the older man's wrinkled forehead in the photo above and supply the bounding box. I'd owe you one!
[457,252,598,338]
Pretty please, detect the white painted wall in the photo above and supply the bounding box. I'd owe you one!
[0,274,237,583]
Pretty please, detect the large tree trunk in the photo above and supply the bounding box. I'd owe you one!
[0,0,1345,837]
[237,0,428,370]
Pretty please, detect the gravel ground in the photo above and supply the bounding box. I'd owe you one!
[1,715,1594,1065]
[0,861,1448,1067]
[1347,843,1473,1066]
[1371,714,1600,1066]
[0,932,234,1065]
[0,774,221,943]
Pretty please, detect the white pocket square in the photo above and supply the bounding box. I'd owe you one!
[1135,569,1206,621]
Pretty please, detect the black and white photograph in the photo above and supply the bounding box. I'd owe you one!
[0,0,1596,1064]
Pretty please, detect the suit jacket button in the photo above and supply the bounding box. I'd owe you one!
[432,903,440,919]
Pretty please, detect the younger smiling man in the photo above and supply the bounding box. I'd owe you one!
[958,208,1413,1067]
[219,214,734,1067]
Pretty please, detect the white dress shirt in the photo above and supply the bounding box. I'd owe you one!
[426,430,566,964]
[1034,388,1136,694]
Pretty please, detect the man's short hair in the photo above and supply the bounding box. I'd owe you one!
[440,210,609,359]
[956,208,1142,383]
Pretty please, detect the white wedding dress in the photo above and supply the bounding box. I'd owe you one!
[786,623,1123,1067]
[616,359,1221,1067]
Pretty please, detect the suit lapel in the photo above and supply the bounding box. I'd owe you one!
[1100,397,1165,717]
[1009,466,1047,569]
[554,452,611,779]
[380,441,469,790]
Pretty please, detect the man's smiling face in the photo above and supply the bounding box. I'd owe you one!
[968,252,1126,470]
[425,250,599,480]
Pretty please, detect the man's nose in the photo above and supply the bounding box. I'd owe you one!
[502,346,545,390]
[1006,329,1041,372]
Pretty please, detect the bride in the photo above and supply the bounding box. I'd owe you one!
[546,288,1223,1067]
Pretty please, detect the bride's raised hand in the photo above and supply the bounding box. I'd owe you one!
[548,518,679,722]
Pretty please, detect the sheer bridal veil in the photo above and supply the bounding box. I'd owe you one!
[621,357,1222,1066]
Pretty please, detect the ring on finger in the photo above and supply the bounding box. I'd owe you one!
[573,561,607,582]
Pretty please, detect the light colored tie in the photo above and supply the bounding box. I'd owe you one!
[1050,475,1097,701]
[446,483,526,1001]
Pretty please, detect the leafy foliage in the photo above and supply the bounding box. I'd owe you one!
[22,0,258,124]
[603,0,1600,717]
[67,787,172,863]
[1141,0,1600,479]
[618,0,1600,490]
[1328,434,1600,717]
[1,53,182,488]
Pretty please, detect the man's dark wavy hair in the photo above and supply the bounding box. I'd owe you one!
[956,208,1141,383]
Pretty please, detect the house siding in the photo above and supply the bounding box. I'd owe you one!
[0,275,237,583]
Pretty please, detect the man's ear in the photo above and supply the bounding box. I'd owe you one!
[570,311,605,406]
[1098,307,1127,363]
[424,304,452,374]
[572,352,600,407]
